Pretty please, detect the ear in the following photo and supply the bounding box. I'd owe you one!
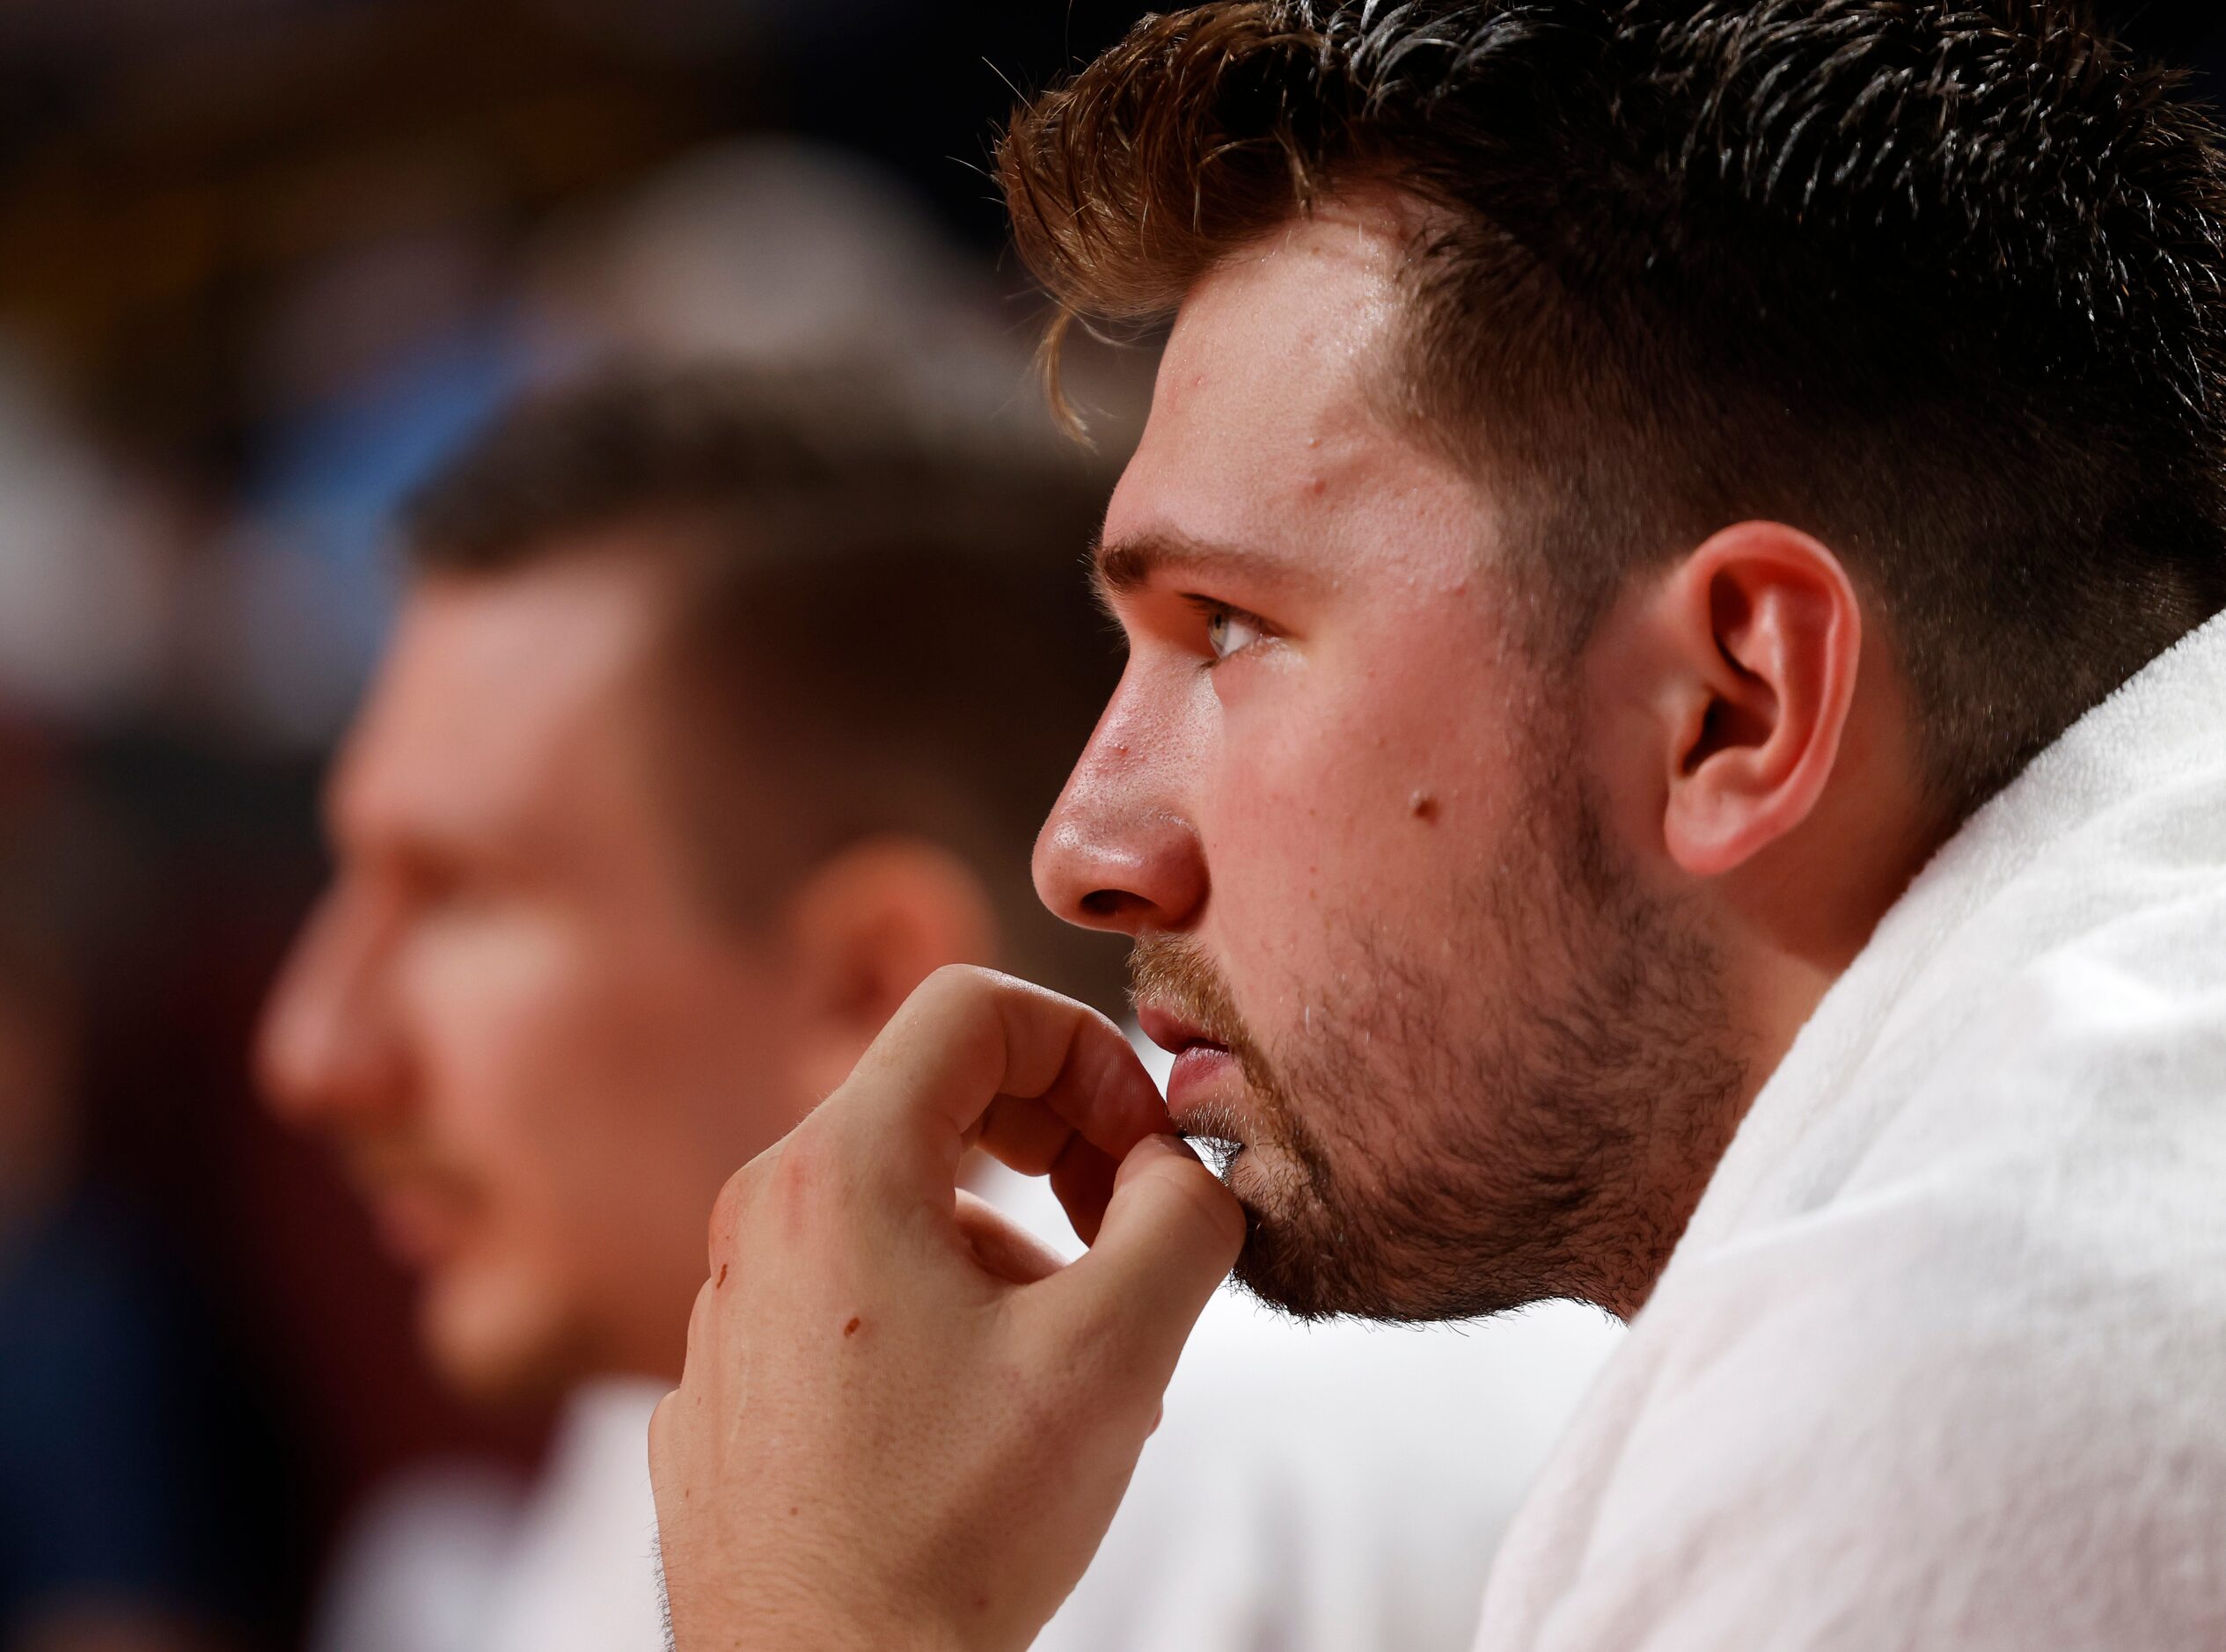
[774,837,1000,1103]
[1635,522,1864,879]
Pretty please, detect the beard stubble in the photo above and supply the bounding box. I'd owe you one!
[1128,744,1746,1324]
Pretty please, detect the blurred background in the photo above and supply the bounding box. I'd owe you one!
[0,2,2215,1648]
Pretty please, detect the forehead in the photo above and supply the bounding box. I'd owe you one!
[334,547,677,855]
[1107,195,1481,568]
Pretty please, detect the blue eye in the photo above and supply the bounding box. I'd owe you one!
[1205,604,1265,662]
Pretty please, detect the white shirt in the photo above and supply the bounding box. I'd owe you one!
[314,1041,1622,1652]
[309,1383,669,1652]
[982,1158,1623,1652]
[319,1303,1618,1652]
[1475,610,2226,1648]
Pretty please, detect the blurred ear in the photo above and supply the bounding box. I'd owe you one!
[776,837,1000,1103]
[1603,522,1864,879]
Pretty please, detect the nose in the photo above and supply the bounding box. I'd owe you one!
[256,880,412,1133]
[1034,714,1209,935]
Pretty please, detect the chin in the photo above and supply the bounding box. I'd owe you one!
[419,1268,588,1410]
[1213,1138,1298,1210]
[1213,1160,1368,1321]
[1221,1166,1517,1325]
[1229,1220,1421,1324]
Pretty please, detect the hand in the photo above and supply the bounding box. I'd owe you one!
[648,966,1245,1651]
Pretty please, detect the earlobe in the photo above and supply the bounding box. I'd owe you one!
[778,838,1002,1102]
[1659,523,1863,879]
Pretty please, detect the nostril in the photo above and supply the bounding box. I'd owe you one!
[1045,814,1207,934]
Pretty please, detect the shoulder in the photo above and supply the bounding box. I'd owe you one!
[314,1465,527,1652]
[483,1383,668,1652]
[1843,874,2226,1246]
[1535,1129,2226,1648]
[1499,732,2226,1645]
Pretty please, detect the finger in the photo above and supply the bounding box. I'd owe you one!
[1044,1134,1245,1383]
[977,1090,1079,1176]
[1048,1132,1119,1246]
[954,1189,1068,1286]
[648,1389,677,1483]
[832,966,1168,1203]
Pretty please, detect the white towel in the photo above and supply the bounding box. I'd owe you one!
[1475,609,2226,1649]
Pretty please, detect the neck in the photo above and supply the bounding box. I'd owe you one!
[1608,811,1941,1322]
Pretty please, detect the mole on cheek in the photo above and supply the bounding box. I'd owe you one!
[843,1316,863,1338]
[1409,789,1439,822]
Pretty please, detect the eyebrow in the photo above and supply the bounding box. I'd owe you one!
[1089,529,1300,604]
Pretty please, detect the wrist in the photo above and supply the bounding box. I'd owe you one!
[682,1604,973,1652]
[663,1555,977,1652]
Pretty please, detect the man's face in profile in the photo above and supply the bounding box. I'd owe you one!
[258,547,797,1402]
[1036,201,1742,1320]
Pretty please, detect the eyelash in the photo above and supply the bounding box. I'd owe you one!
[1185,597,1270,665]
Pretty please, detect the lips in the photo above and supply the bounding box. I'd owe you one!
[348,1149,478,1273]
[1136,1004,1224,1059]
[1135,1004,1243,1119]
[367,1181,469,1271]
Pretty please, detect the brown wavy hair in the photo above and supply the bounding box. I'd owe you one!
[998,1,2226,822]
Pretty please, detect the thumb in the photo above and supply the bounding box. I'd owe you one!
[1048,1134,1245,1385]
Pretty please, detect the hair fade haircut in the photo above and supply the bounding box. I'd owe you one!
[999,0,2226,821]
[402,362,1126,1008]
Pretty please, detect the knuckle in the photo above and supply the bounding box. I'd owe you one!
[647,1390,689,1484]
[919,961,1000,1013]
[725,1129,845,1239]
[771,1125,834,1190]
[879,964,997,1062]
[905,962,1014,1065]
[682,1275,718,1356]
[706,1158,763,1256]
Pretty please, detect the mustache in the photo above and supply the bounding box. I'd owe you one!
[345,1135,478,1202]
[1127,932,1268,1073]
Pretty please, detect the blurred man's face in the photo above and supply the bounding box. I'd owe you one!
[1035,201,1744,1320]
[259,548,794,1402]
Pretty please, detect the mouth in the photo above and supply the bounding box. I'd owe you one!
[368,1185,465,1271]
[1135,1003,1245,1129]
[1136,1003,1225,1059]
[348,1155,476,1274]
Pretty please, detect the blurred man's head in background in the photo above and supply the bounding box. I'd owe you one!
[258,367,1120,1405]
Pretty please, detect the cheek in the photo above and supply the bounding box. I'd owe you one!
[403,917,783,1285]
[399,912,635,1239]
[1203,645,1532,981]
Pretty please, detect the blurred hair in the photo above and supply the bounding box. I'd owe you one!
[402,362,1124,1006]
[999,0,2226,822]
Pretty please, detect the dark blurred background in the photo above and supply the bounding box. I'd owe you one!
[0,2,2215,1648]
